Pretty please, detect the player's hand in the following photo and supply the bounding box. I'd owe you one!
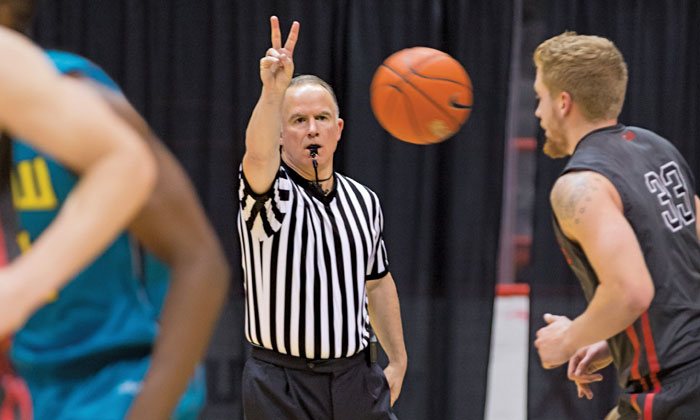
[567,340,612,400]
[384,362,406,406]
[534,313,575,369]
[260,16,299,93]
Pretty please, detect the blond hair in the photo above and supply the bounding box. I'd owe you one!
[534,32,628,122]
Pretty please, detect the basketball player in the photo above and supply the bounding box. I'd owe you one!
[238,16,406,419]
[0,2,230,419]
[0,22,154,418]
[533,32,700,419]
[0,26,155,338]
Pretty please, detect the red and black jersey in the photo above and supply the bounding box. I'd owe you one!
[553,124,700,392]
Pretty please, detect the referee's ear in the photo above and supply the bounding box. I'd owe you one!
[335,118,344,141]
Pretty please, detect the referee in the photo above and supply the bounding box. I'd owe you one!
[237,17,407,420]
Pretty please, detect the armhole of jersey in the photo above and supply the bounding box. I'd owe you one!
[240,166,280,201]
[366,268,389,281]
[562,165,631,216]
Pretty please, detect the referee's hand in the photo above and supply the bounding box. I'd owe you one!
[260,16,299,93]
[384,362,406,406]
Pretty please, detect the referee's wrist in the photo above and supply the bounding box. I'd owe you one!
[388,352,407,370]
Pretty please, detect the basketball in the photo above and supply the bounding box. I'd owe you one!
[370,47,473,145]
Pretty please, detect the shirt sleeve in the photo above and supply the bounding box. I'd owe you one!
[366,194,390,280]
[238,166,290,241]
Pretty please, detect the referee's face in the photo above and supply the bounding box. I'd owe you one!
[281,84,344,175]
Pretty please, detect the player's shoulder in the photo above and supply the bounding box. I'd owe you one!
[0,29,59,105]
[626,125,662,140]
[0,28,51,73]
[551,170,619,219]
[0,26,31,50]
[552,170,607,200]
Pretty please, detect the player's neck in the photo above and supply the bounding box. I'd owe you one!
[568,118,618,153]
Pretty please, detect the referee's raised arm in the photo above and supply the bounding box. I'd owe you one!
[242,16,299,195]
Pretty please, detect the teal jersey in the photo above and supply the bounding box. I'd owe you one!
[10,51,168,374]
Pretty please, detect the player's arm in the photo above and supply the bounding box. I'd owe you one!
[242,16,298,194]
[552,170,654,352]
[367,272,407,406]
[86,88,230,420]
[0,28,156,335]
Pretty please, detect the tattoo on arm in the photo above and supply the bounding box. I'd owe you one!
[552,174,601,225]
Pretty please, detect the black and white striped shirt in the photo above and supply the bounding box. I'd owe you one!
[238,162,389,359]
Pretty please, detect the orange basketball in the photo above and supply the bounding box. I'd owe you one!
[370,47,473,144]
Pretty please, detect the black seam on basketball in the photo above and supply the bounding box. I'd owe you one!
[381,63,469,126]
[408,67,471,89]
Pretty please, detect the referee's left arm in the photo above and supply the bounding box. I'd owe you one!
[367,272,407,406]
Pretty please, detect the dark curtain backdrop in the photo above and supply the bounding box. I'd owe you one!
[525,1,700,419]
[29,1,513,419]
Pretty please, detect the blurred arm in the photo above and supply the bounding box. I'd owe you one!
[89,88,230,420]
[0,28,156,334]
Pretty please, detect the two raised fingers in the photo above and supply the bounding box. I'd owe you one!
[270,16,299,55]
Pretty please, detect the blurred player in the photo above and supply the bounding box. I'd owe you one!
[0,337,30,420]
[0,23,155,342]
[533,32,700,419]
[0,1,230,419]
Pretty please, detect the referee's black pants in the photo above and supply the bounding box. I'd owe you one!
[242,346,398,420]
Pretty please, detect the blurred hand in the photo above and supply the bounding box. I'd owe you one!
[260,16,299,93]
[384,362,406,406]
[534,313,575,369]
[567,340,612,400]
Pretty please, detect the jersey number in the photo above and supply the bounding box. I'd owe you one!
[644,161,695,232]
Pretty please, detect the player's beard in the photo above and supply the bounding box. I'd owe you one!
[542,133,569,159]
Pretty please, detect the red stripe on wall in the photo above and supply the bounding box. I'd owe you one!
[495,283,530,296]
[641,312,661,392]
